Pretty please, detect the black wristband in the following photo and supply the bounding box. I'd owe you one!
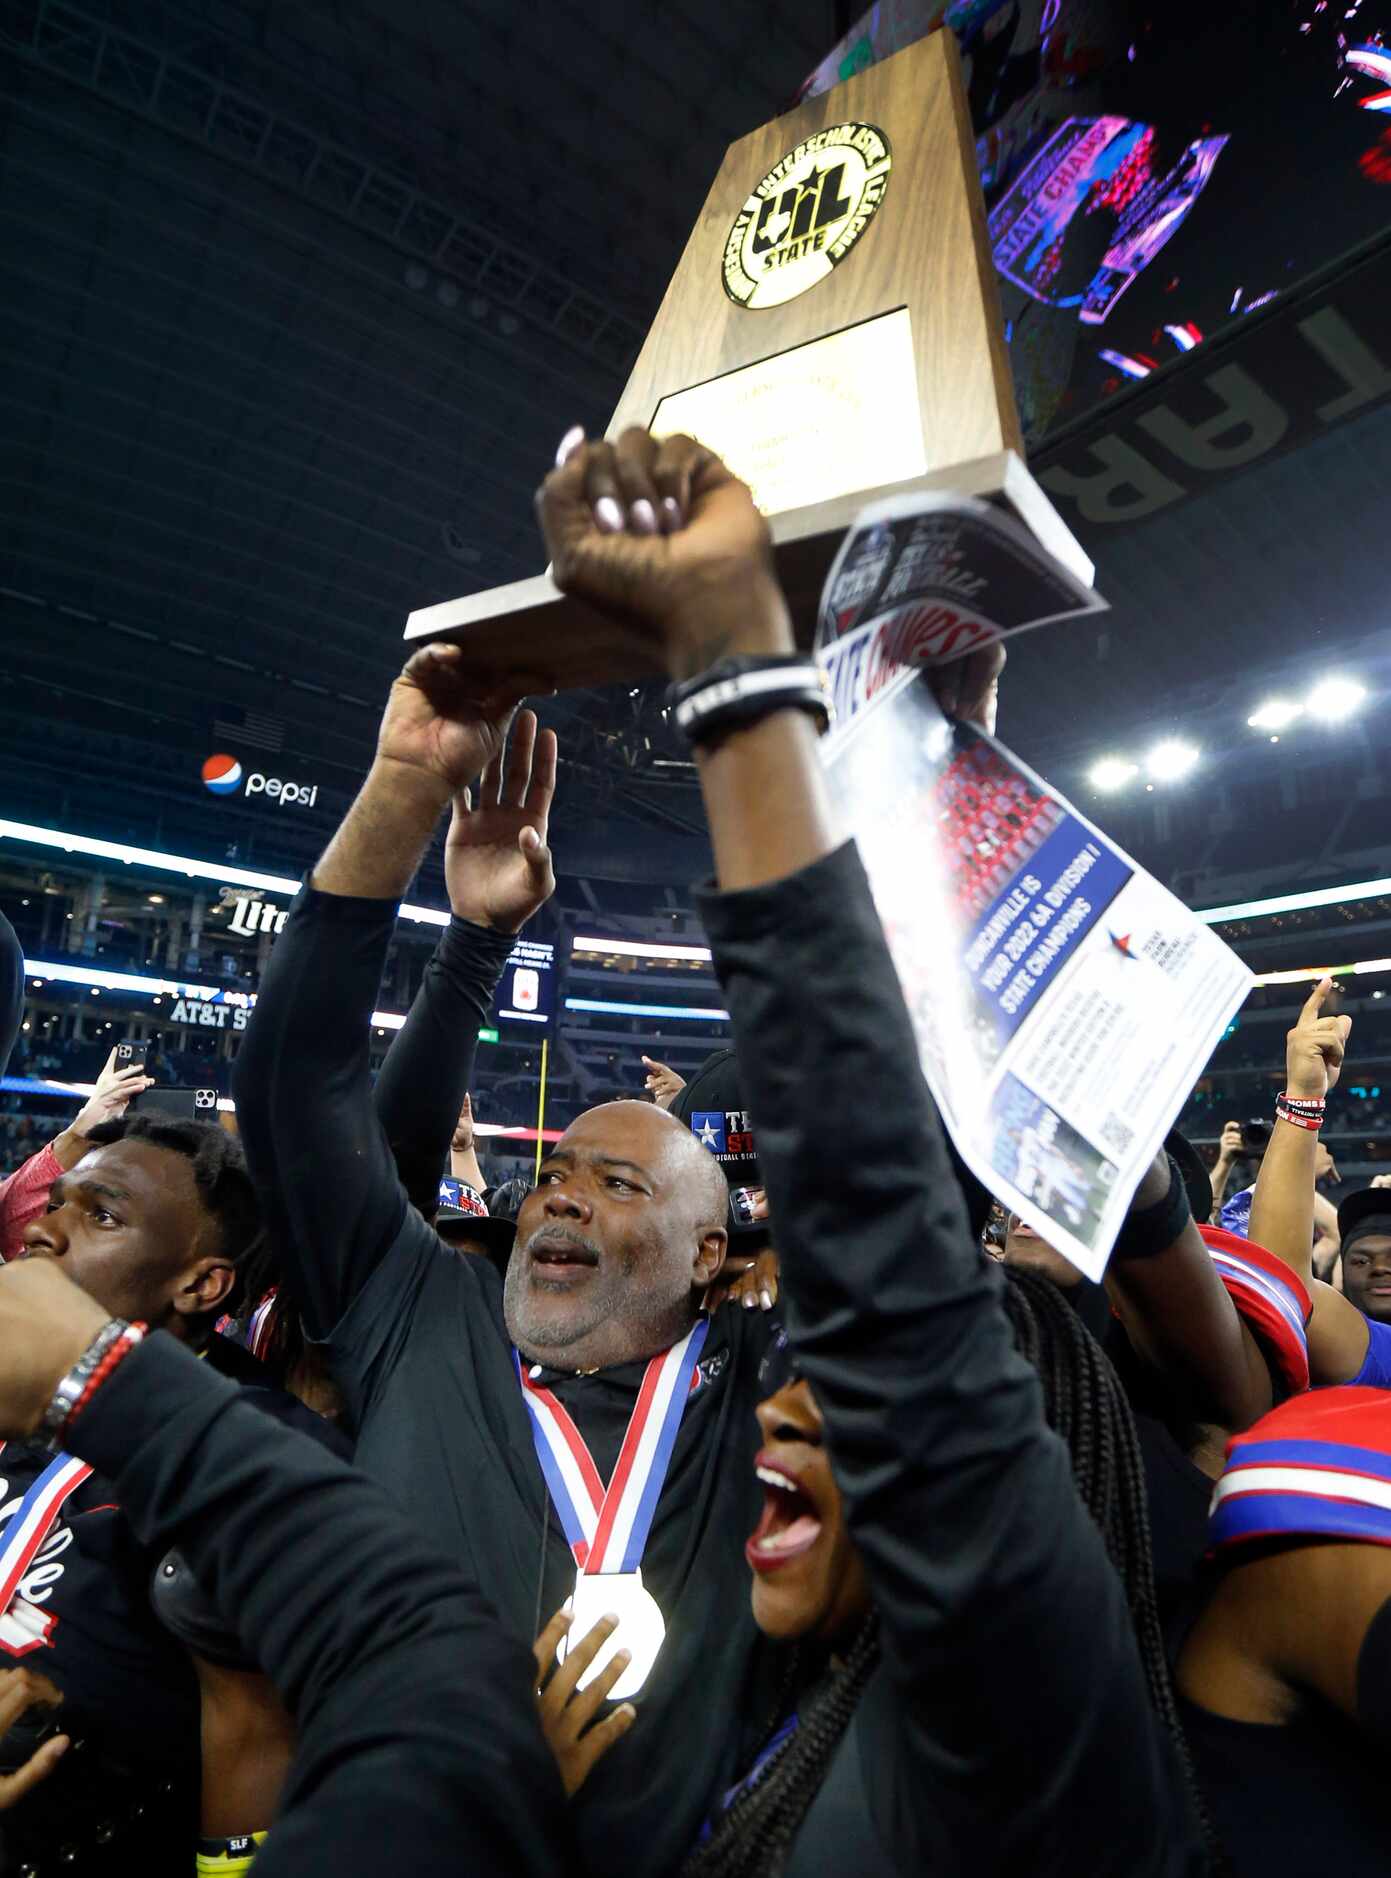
[669,655,832,747]
[1111,1154,1192,1261]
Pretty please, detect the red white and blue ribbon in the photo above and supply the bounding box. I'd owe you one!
[1210,1385,1391,1553]
[245,1287,280,1364]
[0,1444,92,1651]
[516,1319,709,1575]
[1200,1226,1310,1395]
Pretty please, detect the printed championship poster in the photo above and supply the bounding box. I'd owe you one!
[817,512,1251,1279]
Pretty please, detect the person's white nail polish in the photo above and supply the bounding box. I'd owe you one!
[555,425,585,467]
[630,498,658,535]
[660,497,682,532]
[594,496,624,533]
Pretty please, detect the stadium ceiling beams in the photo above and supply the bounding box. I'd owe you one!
[1,0,644,380]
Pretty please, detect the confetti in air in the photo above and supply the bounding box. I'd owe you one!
[1099,348,1154,379]
[1344,41,1391,104]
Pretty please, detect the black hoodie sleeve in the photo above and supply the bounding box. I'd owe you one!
[697,841,1202,1878]
[68,1332,571,1878]
[372,916,516,1217]
[231,884,507,1339]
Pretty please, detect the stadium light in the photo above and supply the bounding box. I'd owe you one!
[565,998,729,1021]
[1306,676,1367,723]
[0,818,448,928]
[1247,698,1302,732]
[1088,757,1139,792]
[1196,874,1391,922]
[23,955,408,1030]
[572,935,713,963]
[1144,740,1199,783]
[0,1074,560,1138]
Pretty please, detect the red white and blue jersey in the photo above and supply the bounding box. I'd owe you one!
[1199,1225,1311,1397]
[1210,1385,1391,1554]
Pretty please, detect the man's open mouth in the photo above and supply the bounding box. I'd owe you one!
[528,1233,600,1277]
[746,1454,823,1572]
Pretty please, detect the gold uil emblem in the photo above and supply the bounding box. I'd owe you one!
[723,122,892,310]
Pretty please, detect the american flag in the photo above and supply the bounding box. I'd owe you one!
[212,706,284,753]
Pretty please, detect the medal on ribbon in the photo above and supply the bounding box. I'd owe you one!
[516,1318,709,1698]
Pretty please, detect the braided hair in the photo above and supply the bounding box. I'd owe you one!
[683,1263,1222,1878]
[999,1267,1223,1871]
[680,1613,880,1878]
[81,1113,273,1320]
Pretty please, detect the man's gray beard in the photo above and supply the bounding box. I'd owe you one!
[503,1258,702,1363]
[504,1276,602,1351]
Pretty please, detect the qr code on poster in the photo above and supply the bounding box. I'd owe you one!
[1099,1114,1134,1157]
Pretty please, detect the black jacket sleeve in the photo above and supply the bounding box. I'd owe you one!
[0,910,22,1083]
[697,842,1201,1878]
[372,916,514,1218]
[68,1333,571,1878]
[231,885,505,1339]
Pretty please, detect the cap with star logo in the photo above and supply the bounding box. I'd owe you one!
[671,1051,759,1185]
[670,1050,767,1246]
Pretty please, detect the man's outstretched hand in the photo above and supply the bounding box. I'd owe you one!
[444,707,557,932]
[376,643,547,802]
[316,647,551,902]
[537,428,792,680]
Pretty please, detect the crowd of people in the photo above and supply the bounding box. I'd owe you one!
[0,431,1388,1876]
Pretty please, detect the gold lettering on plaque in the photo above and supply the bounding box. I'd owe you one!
[652,310,925,517]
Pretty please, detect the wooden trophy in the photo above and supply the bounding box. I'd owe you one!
[404,28,1094,685]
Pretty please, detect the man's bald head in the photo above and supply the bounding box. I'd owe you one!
[505,1098,730,1370]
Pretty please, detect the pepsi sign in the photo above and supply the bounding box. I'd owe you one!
[200,754,318,808]
[202,754,242,795]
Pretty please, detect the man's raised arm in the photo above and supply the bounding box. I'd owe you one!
[1246,977,1370,1384]
[232,651,549,1337]
[372,722,556,1219]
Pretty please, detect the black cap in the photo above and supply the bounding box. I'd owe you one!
[669,1049,768,1245]
[670,1050,759,1187]
[435,1177,516,1271]
[1337,1186,1391,1253]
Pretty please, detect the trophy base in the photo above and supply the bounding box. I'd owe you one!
[402,452,1095,690]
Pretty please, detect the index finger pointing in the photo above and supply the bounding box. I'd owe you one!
[1300,974,1335,1022]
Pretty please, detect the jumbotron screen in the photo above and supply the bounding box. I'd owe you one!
[801,1,1391,443]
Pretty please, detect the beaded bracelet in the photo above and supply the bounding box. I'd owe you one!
[41,1319,147,1448]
